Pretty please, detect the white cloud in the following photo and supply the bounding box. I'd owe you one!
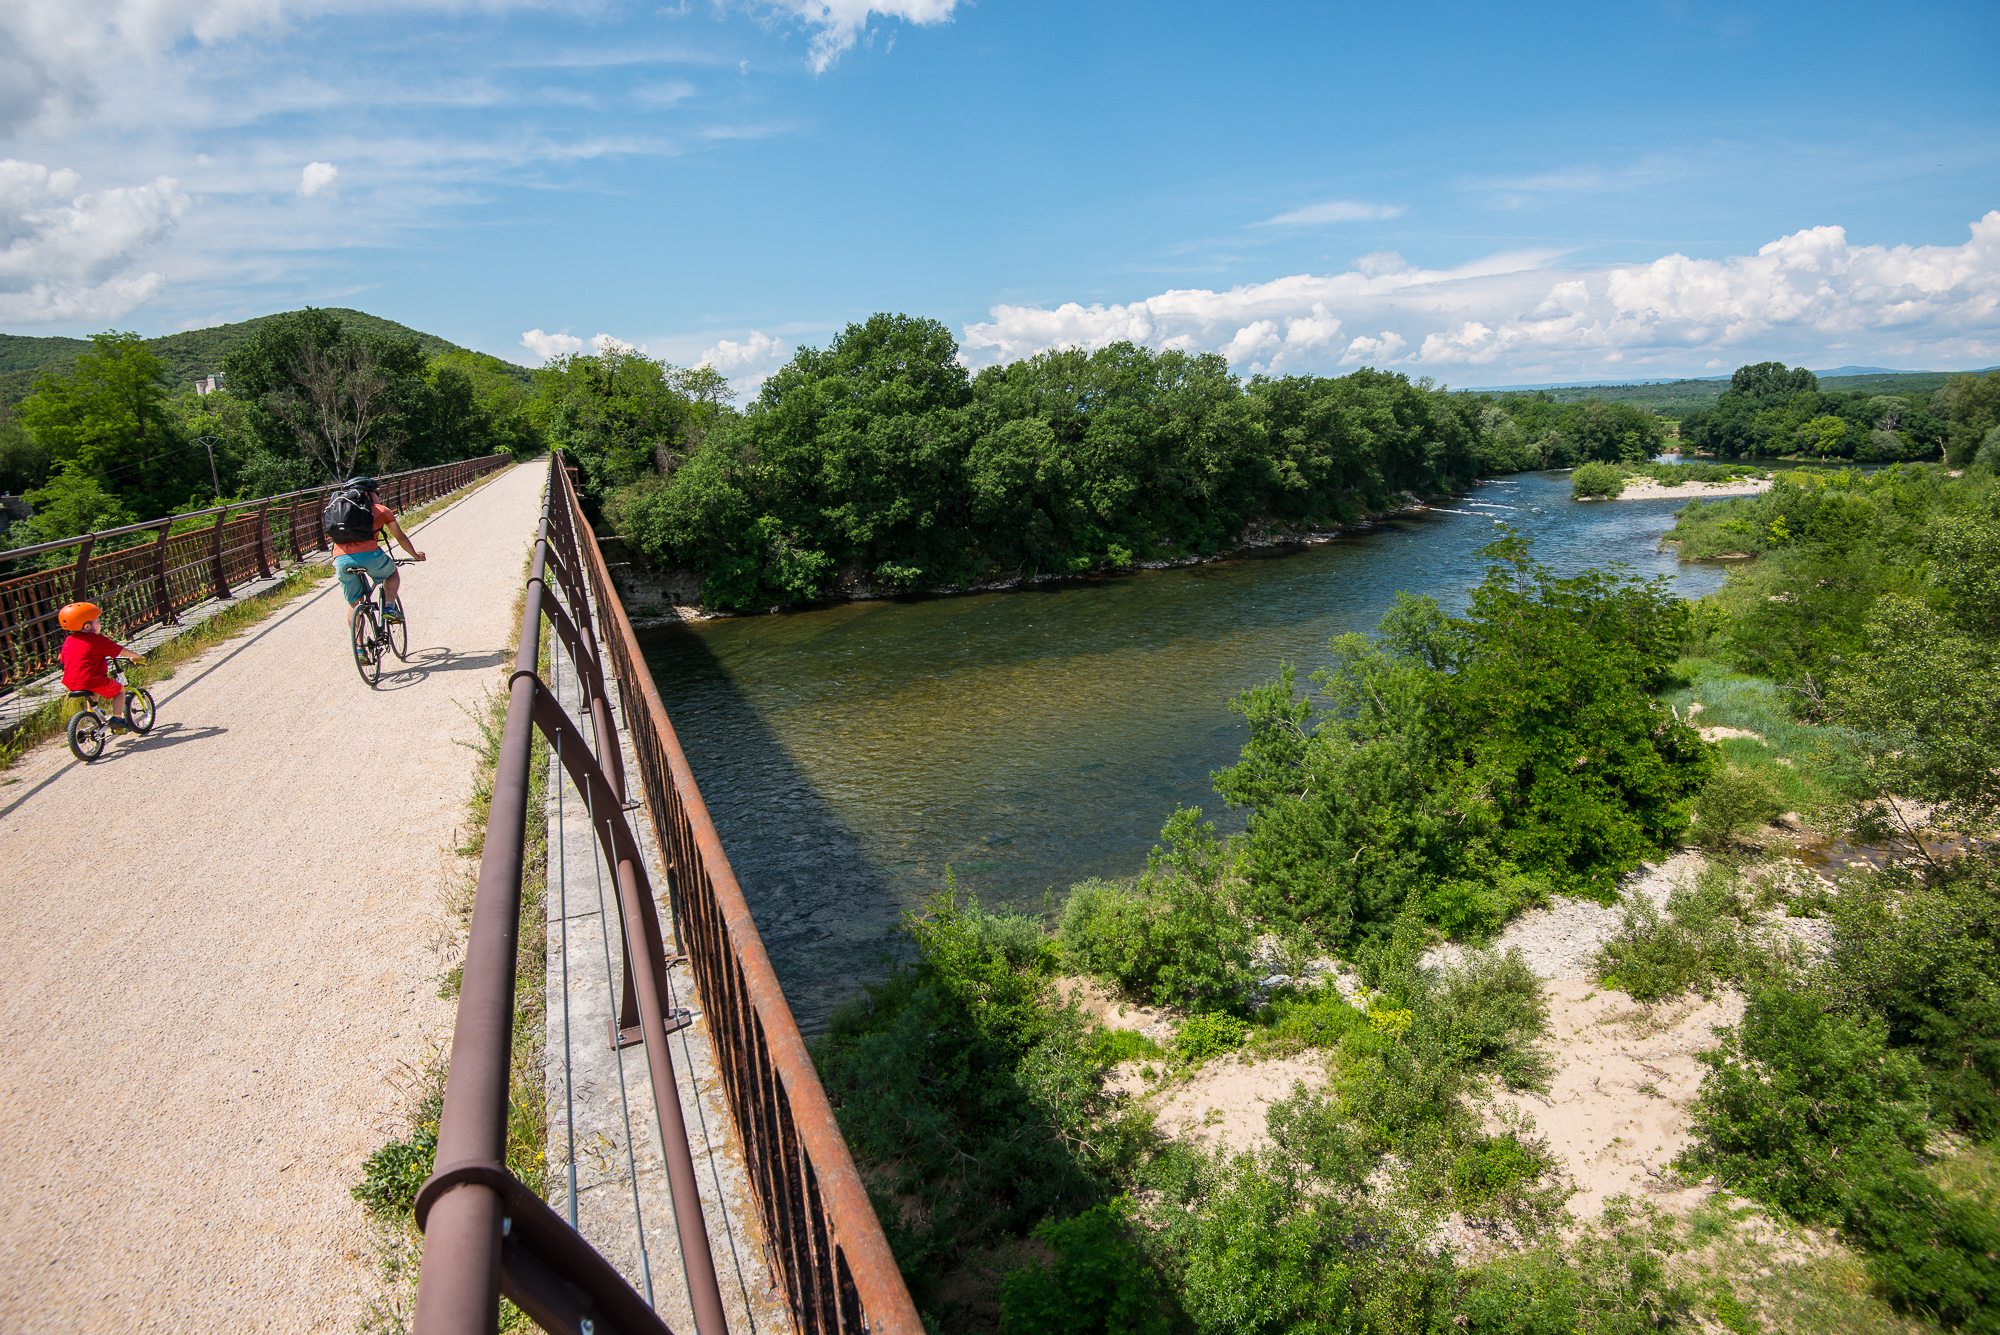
[961,213,2000,382]
[297,160,338,196]
[754,0,959,73]
[1258,199,1406,227]
[700,329,789,391]
[1467,155,1686,210]
[520,328,585,362]
[519,329,663,364]
[0,160,189,322]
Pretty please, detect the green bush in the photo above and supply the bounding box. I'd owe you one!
[999,1203,1171,1335]
[1057,810,1257,1012]
[1256,981,1366,1052]
[1170,1012,1249,1066]
[1424,949,1552,1092]
[817,890,1114,1313]
[1826,863,2000,1138]
[1596,866,1752,1002]
[1683,986,2000,1328]
[1084,1025,1163,1067]
[1689,764,1785,849]
[1455,1203,1695,1333]
[1449,1133,1551,1215]
[1572,460,1629,498]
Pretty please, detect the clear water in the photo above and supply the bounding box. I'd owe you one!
[639,471,1725,1030]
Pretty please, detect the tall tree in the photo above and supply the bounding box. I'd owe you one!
[225,310,422,481]
[17,332,200,514]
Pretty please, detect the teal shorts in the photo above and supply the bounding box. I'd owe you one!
[334,549,396,604]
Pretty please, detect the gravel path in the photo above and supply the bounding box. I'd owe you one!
[0,463,546,1331]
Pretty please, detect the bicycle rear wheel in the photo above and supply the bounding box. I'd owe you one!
[67,711,106,762]
[351,603,382,687]
[125,686,157,734]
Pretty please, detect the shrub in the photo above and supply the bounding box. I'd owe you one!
[999,1202,1171,1335]
[1449,1134,1551,1215]
[1689,764,1784,849]
[1682,987,1930,1220]
[1825,863,2000,1138]
[1595,866,1751,1002]
[352,1124,436,1217]
[1455,1203,1695,1333]
[1057,810,1257,1012]
[1423,949,1552,1092]
[1682,986,2000,1327]
[1256,981,1366,1052]
[1170,1012,1249,1066]
[1572,461,1629,498]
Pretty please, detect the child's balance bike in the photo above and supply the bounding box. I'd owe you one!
[65,658,156,762]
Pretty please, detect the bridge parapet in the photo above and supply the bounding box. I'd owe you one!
[415,455,920,1334]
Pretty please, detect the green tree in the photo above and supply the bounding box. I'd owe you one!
[0,405,50,495]
[224,310,415,481]
[1934,370,2000,467]
[1214,535,1710,946]
[17,331,200,515]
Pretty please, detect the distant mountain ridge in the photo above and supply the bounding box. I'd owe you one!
[0,308,530,407]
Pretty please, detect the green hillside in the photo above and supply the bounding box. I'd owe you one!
[0,308,530,406]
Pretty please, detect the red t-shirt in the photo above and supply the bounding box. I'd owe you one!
[60,630,124,690]
[331,501,397,556]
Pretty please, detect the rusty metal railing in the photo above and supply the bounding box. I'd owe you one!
[0,455,508,694]
[414,454,920,1334]
[557,461,921,1334]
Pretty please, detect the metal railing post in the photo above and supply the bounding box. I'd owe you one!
[208,511,231,600]
[151,525,174,627]
[68,535,95,602]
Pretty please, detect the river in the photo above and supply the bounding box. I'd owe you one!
[638,470,1727,1031]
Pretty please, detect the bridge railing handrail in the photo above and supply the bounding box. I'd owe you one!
[414,454,920,1334]
[0,454,510,695]
[559,462,921,1334]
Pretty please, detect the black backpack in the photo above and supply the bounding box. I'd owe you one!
[323,487,376,543]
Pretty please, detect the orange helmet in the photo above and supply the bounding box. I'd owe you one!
[58,602,101,632]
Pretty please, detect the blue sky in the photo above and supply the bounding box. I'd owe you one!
[3,0,1997,390]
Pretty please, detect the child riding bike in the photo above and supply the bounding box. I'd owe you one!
[58,602,143,732]
[327,476,425,615]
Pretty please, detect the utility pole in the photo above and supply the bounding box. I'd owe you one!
[194,435,222,499]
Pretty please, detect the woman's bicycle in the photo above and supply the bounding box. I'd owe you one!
[66,657,156,762]
[348,557,417,688]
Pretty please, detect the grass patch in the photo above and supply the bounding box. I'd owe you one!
[1665,657,1866,818]
[1676,1195,1938,1335]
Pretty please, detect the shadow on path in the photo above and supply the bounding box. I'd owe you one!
[373,647,510,691]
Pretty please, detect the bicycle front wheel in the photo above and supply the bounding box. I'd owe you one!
[387,605,408,661]
[125,687,157,734]
[67,711,106,762]
[351,603,382,687]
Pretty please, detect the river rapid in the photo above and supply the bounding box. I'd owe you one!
[639,470,1727,1031]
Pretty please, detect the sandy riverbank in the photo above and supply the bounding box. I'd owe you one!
[1594,476,1775,501]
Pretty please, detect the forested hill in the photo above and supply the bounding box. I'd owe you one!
[1483,367,1980,414]
[0,309,529,406]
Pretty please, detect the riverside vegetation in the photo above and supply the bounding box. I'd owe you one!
[813,455,2000,1331]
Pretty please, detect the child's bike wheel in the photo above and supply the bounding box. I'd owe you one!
[351,604,382,687]
[125,687,157,735]
[67,711,106,762]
